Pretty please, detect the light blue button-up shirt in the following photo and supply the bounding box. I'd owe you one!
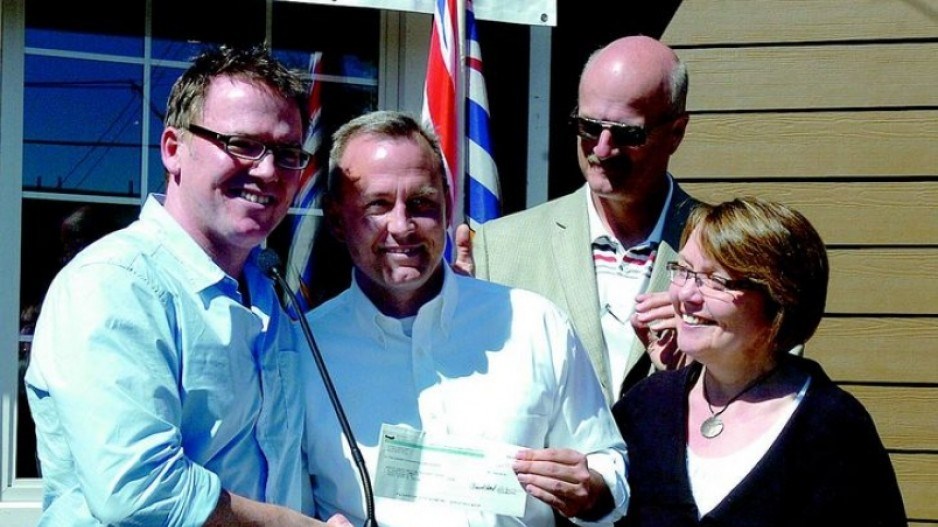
[25,195,310,526]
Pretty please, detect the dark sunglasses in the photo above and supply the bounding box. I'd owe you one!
[569,108,666,147]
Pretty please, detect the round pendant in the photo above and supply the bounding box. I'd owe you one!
[700,416,725,439]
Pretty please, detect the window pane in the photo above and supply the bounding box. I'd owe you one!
[272,3,379,79]
[24,56,144,196]
[266,2,380,311]
[152,0,266,61]
[18,200,139,478]
[25,1,144,56]
[148,66,186,195]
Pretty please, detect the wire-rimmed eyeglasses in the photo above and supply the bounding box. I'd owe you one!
[666,261,757,297]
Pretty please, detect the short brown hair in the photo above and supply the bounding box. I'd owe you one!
[164,45,308,132]
[681,197,829,354]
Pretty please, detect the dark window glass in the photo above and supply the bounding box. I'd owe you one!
[25,1,145,56]
[265,3,380,311]
[272,3,379,78]
[18,200,139,478]
[24,56,144,196]
[148,66,185,194]
[152,0,266,61]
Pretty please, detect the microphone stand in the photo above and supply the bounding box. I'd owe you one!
[260,250,378,527]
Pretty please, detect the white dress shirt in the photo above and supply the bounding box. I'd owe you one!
[302,265,629,526]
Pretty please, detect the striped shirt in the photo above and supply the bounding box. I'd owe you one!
[587,177,674,393]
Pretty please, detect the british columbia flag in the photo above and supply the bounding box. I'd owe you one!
[422,0,501,256]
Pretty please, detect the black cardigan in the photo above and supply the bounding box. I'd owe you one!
[611,357,906,527]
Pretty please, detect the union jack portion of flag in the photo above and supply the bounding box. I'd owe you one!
[285,51,325,315]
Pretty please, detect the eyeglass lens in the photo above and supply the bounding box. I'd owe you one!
[226,138,308,169]
[189,125,309,169]
[667,262,743,295]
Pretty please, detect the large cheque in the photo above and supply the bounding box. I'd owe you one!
[374,423,527,517]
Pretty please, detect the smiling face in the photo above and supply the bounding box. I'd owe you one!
[161,76,303,275]
[670,227,774,368]
[329,133,449,316]
[575,36,687,203]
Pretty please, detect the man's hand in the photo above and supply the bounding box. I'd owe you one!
[452,223,475,277]
[512,448,613,520]
[324,513,353,526]
[631,292,687,370]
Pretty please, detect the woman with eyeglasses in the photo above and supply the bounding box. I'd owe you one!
[611,197,905,526]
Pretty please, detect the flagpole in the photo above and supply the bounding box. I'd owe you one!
[455,0,467,226]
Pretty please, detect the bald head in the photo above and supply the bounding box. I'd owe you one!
[579,36,687,119]
[573,36,690,207]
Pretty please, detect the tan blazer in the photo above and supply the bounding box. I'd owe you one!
[473,183,699,402]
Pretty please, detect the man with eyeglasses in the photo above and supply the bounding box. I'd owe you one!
[455,36,699,403]
[25,46,350,527]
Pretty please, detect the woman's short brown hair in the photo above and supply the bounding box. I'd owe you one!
[681,197,829,354]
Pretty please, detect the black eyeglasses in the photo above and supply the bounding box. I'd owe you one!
[569,109,652,147]
[186,124,311,170]
[666,262,756,296]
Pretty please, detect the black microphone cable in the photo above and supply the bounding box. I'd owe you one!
[258,248,378,527]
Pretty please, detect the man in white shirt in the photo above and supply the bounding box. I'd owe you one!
[301,111,629,526]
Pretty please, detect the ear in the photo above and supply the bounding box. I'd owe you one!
[666,112,690,155]
[161,127,183,182]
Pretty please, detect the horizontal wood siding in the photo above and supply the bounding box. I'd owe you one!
[682,182,938,245]
[663,0,938,45]
[809,317,938,384]
[827,249,937,314]
[662,1,937,522]
[844,386,938,451]
[892,454,938,521]
[680,44,938,111]
[670,111,938,179]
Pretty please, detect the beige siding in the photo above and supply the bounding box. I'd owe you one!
[671,111,938,179]
[664,0,938,45]
[681,44,938,111]
[683,182,938,245]
[810,318,937,384]
[663,2,937,523]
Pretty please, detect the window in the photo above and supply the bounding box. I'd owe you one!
[2,0,380,517]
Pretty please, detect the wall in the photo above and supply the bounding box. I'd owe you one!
[661,1,938,524]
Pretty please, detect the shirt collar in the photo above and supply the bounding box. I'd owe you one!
[142,194,231,294]
[586,174,674,249]
[347,262,458,343]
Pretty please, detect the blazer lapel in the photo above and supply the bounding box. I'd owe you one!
[550,188,609,395]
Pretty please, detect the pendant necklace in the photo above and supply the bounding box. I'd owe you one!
[700,366,778,439]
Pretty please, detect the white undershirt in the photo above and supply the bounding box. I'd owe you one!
[686,376,812,517]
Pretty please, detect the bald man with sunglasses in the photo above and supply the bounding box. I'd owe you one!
[456,36,699,403]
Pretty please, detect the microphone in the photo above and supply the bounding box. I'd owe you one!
[258,248,378,527]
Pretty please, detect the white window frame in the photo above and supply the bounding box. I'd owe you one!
[0,0,40,521]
